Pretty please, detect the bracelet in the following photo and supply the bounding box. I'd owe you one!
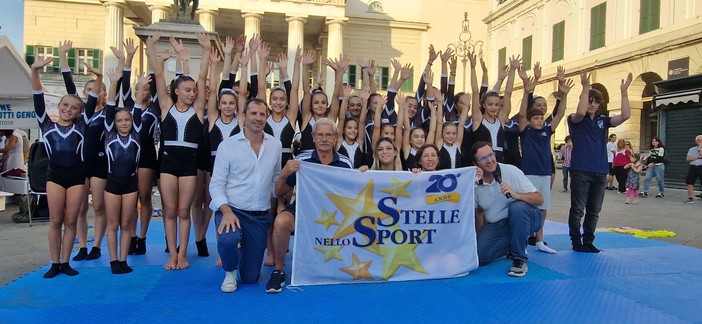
[428,62,433,65]
[450,73,456,76]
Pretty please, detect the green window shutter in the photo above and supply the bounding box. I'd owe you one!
[67,48,76,74]
[52,47,59,72]
[92,49,101,69]
[25,45,35,66]
[552,21,565,62]
[381,67,389,90]
[590,3,606,50]
[400,73,414,92]
[498,47,506,69]
[348,65,357,88]
[640,0,660,34]
[650,0,660,30]
[522,36,532,70]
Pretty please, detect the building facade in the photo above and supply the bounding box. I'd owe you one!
[23,0,489,96]
[484,0,702,154]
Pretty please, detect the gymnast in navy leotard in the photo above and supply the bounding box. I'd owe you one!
[103,68,143,274]
[147,31,211,270]
[31,56,96,279]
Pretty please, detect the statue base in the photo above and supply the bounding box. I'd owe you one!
[134,22,221,82]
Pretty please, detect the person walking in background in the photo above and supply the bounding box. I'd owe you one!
[612,139,632,194]
[606,134,617,190]
[641,137,666,198]
[560,135,573,192]
[684,135,702,204]
[625,154,643,204]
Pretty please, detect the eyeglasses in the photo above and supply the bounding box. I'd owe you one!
[314,133,336,139]
[476,152,495,163]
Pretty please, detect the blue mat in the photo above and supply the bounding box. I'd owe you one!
[1,221,700,323]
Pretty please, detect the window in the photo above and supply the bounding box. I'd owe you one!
[590,2,606,50]
[344,65,357,88]
[373,67,390,90]
[24,45,100,74]
[368,1,384,13]
[498,47,506,68]
[552,21,565,62]
[640,0,660,34]
[522,36,532,70]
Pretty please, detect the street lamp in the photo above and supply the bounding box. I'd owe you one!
[447,12,484,92]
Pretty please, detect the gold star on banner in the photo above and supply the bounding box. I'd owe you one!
[380,178,412,198]
[340,253,373,281]
[315,209,339,231]
[314,245,344,262]
[377,229,428,280]
[327,179,386,241]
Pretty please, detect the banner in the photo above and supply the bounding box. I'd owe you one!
[292,162,478,286]
[0,94,60,129]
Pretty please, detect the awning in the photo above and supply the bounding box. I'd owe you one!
[653,88,702,108]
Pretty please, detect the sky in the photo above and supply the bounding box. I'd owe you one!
[0,0,24,55]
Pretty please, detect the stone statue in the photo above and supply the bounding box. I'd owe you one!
[173,0,199,21]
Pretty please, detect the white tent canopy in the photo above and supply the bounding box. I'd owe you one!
[0,36,36,129]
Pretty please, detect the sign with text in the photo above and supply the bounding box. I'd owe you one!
[292,162,478,286]
[0,94,60,129]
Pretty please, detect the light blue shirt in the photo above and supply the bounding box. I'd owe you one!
[688,146,702,166]
[209,130,282,212]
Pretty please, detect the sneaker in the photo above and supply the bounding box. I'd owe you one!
[507,260,528,277]
[696,193,702,199]
[266,270,286,293]
[640,191,648,197]
[684,198,695,204]
[221,271,238,293]
[655,193,664,198]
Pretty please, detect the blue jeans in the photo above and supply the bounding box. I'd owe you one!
[562,166,570,190]
[643,164,665,193]
[215,208,272,284]
[568,171,607,245]
[477,201,543,264]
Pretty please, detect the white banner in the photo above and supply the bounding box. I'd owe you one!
[0,94,60,129]
[291,162,478,286]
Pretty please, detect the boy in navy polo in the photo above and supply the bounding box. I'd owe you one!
[518,69,573,254]
[567,72,633,252]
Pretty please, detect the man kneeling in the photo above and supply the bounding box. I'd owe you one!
[472,142,543,277]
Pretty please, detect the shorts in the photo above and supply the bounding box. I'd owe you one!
[685,165,702,185]
[105,174,138,195]
[138,142,159,170]
[283,202,296,217]
[48,163,87,189]
[85,154,108,180]
[526,175,551,210]
[160,146,198,177]
[196,141,211,172]
[608,162,615,176]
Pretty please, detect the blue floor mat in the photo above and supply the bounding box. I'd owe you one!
[1,221,700,323]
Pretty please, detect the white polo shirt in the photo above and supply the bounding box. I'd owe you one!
[475,163,538,224]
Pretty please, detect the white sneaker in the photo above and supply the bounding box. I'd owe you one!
[536,241,556,254]
[221,271,238,293]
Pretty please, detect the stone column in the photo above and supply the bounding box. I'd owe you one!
[198,8,219,33]
[286,16,307,78]
[148,4,170,24]
[325,18,346,94]
[104,1,125,90]
[243,12,263,45]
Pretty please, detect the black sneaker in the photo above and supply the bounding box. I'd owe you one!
[507,260,528,277]
[655,193,664,198]
[266,270,286,293]
[640,191,648,197]
[128,237,138,255]
[684,198,695,204]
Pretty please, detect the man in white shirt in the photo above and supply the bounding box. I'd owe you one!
[209,98,282,293]
[472,142,544,277]
[606,134,617,190]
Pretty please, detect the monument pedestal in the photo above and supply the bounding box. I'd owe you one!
[134,22,222,82]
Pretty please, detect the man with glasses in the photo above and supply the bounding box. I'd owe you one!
[471,142,544,277]
[266,118,353,293]
[567,72,632,253]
